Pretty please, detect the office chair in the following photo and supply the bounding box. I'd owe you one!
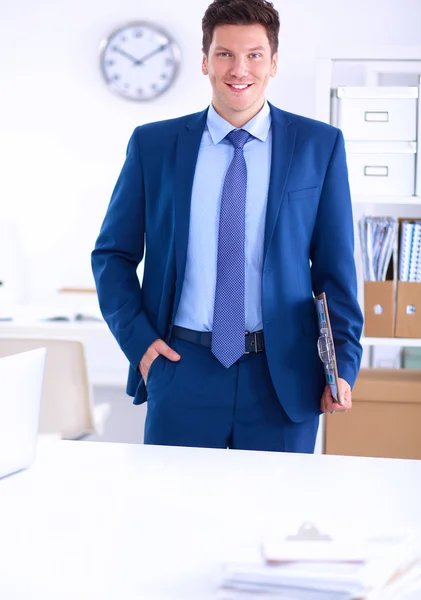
[0,338,109,439]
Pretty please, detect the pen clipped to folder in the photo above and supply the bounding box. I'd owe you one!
[314,293,342,406]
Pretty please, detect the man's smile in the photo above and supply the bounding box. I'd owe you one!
[225,82,254,92]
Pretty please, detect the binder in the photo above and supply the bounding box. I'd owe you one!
[396,218,421,338]
[412,222,421,282]
[314,292,342,405]
[408,222,421,282]
[399,221,414,282]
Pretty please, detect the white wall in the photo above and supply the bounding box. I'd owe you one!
[1,0,421,300]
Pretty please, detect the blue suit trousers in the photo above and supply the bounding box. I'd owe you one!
[144,337,319,452]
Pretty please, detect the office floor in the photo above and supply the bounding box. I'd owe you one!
[86,386,146,444]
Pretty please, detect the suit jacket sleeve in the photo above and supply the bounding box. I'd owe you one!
[91,128,159,369]
[310,128,363,388]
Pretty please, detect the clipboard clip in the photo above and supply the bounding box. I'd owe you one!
[317,327,334,368]
[285,522,332,542]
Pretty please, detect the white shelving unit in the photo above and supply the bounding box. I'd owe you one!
[362,336,421,347]
[316,48,421,362]
[353,195,421,205]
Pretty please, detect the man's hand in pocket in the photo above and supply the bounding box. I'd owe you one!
[139,339,181,383]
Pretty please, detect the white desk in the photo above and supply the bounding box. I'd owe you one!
[0,321,322,451]
[0,319,111,340]
[0,441,420,600]
[0,321,128,386]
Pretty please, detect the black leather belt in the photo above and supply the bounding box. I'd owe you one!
[172,325,265,354]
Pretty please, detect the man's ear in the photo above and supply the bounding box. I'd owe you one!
[270,51,279,77]
[202,51,209,75]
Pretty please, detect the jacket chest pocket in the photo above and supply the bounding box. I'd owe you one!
[288,186,320,203]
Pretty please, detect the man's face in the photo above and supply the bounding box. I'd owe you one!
[202,24,278,126]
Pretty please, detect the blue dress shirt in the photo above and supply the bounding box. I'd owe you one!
[174,101,272,332]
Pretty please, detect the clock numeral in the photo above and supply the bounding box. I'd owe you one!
[166,58,173,66]
[124,83,130,89]
[161,73,168,80]
[120,36,127,43]
[151,83,158,90]
[112,45,119,52]
[135,31,143,38]
[112,74,120,81]
[107,60,115,67]
[137,89,143,95]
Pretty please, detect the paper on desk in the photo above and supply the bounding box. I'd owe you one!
[2,301,103,323]
[219,561,365,595]
[217,579,352,599]
[218,525,421,600]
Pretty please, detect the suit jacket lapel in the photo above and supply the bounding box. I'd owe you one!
[264,103,297,261]
[173,109,208,316]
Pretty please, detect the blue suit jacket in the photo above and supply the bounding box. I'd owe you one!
[92,102,363,422]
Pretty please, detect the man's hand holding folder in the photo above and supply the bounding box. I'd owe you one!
[315,292,353,415]
[320,377,352,414]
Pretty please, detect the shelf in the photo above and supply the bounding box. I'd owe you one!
[361,336,421,346]
[353,195,421,205]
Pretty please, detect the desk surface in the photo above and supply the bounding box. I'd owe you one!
[0,441,420,600]
[0,320,128,386]
[0,319,110,340]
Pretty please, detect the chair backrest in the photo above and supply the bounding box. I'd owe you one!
[0,338,94,439]
[0,348,46,478]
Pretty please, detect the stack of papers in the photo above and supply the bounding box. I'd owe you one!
[358,216,398,281]
[0,296,103,324]
[217,523,421,600]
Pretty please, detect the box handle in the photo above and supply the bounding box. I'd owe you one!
[406,304,416,315]
[365,111,389,122]
[374,304,384,315]
[364,166,389,177]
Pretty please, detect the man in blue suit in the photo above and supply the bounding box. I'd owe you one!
[92,0,363,453]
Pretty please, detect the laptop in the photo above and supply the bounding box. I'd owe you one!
[0,347,46,479]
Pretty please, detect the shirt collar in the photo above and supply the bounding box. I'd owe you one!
[206,100,271,145]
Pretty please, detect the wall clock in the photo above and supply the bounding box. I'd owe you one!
[99,21,181,101]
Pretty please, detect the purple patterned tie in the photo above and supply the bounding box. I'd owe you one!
[212,129,252,368]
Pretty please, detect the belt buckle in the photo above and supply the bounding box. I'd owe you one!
[244,331,259,354]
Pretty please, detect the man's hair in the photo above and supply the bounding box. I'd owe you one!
[202,0,280,57]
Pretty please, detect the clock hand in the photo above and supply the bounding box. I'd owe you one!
[114,47,140,64]
[137,43,169,65]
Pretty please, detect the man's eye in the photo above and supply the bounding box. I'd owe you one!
[250,53,261,59]
[218,52,230,57]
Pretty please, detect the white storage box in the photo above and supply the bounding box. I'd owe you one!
[346,141,416,196]
[332,86,418,142]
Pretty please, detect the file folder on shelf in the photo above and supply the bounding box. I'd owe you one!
[396,218,421,338]
[364,280,395,338]
[359,215,398,338]
[399,221,414,282]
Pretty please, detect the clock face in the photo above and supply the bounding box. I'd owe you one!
[100,22,180,101]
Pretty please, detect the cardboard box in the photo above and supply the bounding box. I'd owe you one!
[325,368,421,459]
[395,281,421,337]
[363,249,396,337]
[364,280,395,337]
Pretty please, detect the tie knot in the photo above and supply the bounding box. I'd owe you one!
[226,129,252,150]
